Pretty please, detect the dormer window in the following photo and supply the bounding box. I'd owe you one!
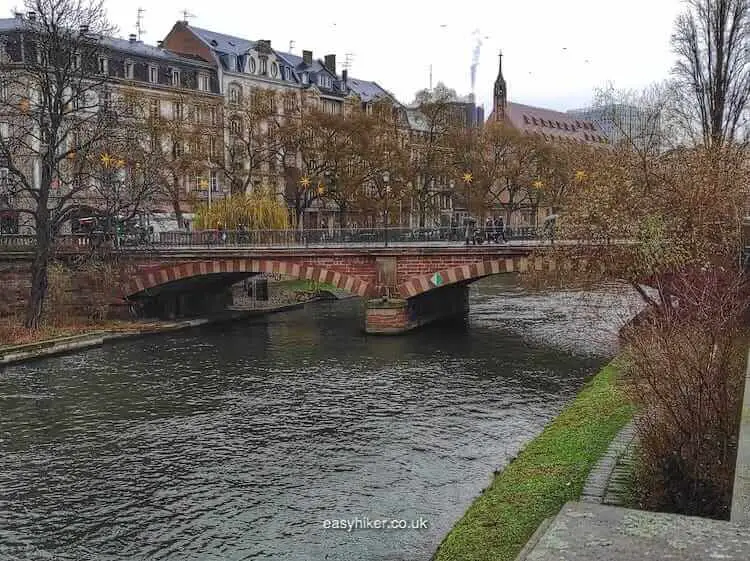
[72,52,81,71]
[248,57,256,73]
[125,61,134,80]
[171,69,180,87]
[199,74,210,91]
[271,62,278,78]
[98,56,108,75]
[149,66,157,83]
[259,57,268,75]
[301,72,308,84]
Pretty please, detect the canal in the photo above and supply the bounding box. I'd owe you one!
[0,277,638,561]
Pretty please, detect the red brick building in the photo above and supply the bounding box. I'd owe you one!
[488,53,608,145]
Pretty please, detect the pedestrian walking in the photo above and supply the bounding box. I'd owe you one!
[494,216,507,243]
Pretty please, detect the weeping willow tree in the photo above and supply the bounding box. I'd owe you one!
[194,188,290,230]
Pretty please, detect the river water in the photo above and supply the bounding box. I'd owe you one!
[0,277,639,561]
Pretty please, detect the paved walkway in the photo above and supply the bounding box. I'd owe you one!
[518,502,750,561]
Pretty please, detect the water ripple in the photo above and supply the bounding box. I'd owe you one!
[0,277,636,561]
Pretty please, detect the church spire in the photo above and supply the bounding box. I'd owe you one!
[493,50,507,122]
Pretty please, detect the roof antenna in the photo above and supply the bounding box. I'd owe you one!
[181,9,195,24]
[135,7,146,41]
[289,40,295,53]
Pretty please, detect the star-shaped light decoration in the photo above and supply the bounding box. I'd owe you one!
[317,183,325,195]
[533,180,544,189]
[115,159,126,168]
[100,153,113,168]
[300,176,311,188]
[462,172,473,184]
[575,170,587,182]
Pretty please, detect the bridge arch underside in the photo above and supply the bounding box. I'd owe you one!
[398,256,532,299]
[123,259,375,301]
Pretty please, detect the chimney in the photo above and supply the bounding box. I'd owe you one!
[324,54,336,74]
[342,69,348,87]
[302,50,312,66]
[79,24,89,34]
[129,34,137,43]
[14,12,23,20]
[157,40,164,48]
[257,39,271,52]
[27,11,36,21]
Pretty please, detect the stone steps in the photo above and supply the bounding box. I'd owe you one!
[519,501,750,561]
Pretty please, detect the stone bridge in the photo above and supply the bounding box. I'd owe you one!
[1,243,550,334]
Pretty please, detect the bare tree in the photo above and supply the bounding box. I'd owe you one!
[0,0,140,328]
[404,89,459,227]
[135,90,220,227]
[671,0,750,147]
[221,88,278,196]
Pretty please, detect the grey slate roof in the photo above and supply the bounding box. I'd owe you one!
[0,18,212,67]
[190,26,255,55]
[346,78,391,102]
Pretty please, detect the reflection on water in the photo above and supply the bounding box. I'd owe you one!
[0,276,639,561]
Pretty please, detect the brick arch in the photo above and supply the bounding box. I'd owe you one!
[122,259,376,299]
[397,256,537,298]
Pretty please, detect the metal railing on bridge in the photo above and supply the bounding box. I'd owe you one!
[0,226,547,251]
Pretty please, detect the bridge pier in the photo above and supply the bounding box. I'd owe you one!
[365,283,469,335]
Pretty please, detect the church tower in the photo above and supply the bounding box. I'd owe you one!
[493,51,507,122]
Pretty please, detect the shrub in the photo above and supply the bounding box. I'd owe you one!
[622,266,748,518]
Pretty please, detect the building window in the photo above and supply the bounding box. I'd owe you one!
[72,52,81,70]
[98,56,108,74]
[301,72,308,84]
[208,136,217,159]
[248,57,256,73]
[149,99,160,118]
[259,57,268,75]
[210,171,219,192]
[124,61,134,79]
[173,139,183,157]
[199,74,210,91]
[149,66,157,83]
[209,106,217,125]
[99,89,111,111]
[172,101,183,120]
[228,85,241,105]
[271,62,278,78]
[171,69,180,86]
[194,105,202,123]
[230,118,241,135]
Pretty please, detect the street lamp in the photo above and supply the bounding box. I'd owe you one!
[462,171,473,245]
[383,170,391,246]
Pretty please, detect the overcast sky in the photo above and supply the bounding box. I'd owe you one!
[35,0,686,112]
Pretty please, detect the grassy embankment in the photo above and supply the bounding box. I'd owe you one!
[0,318,151,348]
[434,362,634,561]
